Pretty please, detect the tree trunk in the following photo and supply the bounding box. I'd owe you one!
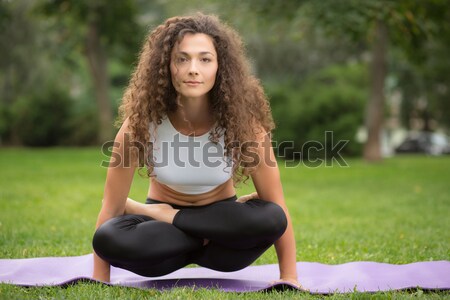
[85,9,113,144]
[364,19,388,162]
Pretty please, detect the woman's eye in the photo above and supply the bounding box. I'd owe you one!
[176,57,188,63]
[201,58,211,63]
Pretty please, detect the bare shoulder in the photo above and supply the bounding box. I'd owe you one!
[115,117,132,142]
[111,117,140,168]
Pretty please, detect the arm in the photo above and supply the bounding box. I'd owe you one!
[249,131,299,284]
[92,118,137,282]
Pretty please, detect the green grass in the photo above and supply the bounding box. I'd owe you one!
[0,148,449,299]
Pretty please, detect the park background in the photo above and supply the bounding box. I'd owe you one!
[1,0,449,299]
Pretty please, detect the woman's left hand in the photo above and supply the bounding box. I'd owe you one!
[236,192,259,203]
[269,278,307,291]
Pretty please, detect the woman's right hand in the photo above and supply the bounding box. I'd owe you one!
[92,117,136,283]
[92,252,111,283]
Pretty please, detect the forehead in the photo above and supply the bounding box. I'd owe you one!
[172,33,216,55]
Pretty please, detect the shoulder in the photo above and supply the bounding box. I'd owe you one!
[115,117,131,140]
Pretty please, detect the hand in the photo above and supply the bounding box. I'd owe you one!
[269,278,307,291]
[92,272,110,283]
[236,192,259,203]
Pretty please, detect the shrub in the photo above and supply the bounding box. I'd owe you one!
[0,102,11,145]
[61,100,99,146]
[11,83,72,146]
[266,62,368,159]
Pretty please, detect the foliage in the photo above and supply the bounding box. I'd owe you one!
[36,0,142,65]
[1,0,449,148]
[302,0,431,59]
[0,0,72,145]
[392,30,450,130]
[0,0,46,107]
[63,100,99,146]
[301,0,450,132]
[34,0,146,143]
[268,62,367,159]
[10,82,72,147]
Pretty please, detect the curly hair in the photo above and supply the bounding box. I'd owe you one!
[117,13,275,185]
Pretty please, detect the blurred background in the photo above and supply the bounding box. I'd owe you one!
[1,0,449,162]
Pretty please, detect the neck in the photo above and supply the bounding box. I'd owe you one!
[175,94,211,126]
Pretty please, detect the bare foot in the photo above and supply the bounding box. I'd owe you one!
[124,198,179,224]
[124,198,145,215]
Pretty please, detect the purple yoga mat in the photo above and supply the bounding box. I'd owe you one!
[0,254,449,294]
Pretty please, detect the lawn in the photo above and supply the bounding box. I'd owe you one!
[0,147,449,299]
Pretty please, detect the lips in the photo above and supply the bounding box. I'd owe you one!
[183,81,202,87]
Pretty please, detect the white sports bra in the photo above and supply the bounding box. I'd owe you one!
[149,116,232,194]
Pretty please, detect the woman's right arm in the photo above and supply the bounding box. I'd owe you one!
[93,118,137,282]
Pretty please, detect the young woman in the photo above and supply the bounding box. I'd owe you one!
[92,13,300,289]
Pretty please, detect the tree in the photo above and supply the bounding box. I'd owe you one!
[249,0,449,161]
[301,0,439,161]
[364,19,388,161]
[266,62,367,160]
[392,1,450,132]
[0,0,65,144]
[37,0,142,143]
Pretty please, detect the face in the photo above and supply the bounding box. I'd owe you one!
[170,33,218,99]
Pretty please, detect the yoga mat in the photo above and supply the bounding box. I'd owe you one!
[0,254,449,294]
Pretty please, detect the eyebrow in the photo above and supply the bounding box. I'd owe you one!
[177,51,215,57]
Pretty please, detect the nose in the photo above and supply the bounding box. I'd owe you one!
[188,60,199,76]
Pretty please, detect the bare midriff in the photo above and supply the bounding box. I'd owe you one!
[147,178,236,206]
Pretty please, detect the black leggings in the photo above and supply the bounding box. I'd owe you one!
[92,196,287,277]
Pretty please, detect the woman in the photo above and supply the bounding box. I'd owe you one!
[92,13,300,289]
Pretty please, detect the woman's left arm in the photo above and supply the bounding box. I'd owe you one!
[249,130,299,285]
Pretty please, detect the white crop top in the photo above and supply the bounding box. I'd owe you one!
[149,116,232,194]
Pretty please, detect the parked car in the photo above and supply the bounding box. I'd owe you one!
[395,132,450,155]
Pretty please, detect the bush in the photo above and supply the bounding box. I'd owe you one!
[61,99,99,146]
[11,83,72,146]
[266,62,368,159]
[0,102,11,145]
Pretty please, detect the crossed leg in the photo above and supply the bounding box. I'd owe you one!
[92,198,287,276]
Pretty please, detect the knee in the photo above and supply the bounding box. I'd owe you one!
[93,214,154,260]
[262,201,288,239]
[246,200,287,240]
[92,219,118,259]
[92,216,136,259]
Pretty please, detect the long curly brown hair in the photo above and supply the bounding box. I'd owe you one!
[118,13,274,185]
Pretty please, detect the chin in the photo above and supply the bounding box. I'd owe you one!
[180,90,210,98]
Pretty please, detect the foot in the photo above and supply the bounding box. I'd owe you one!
[124,198,179,224]
[124,198,151,215]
